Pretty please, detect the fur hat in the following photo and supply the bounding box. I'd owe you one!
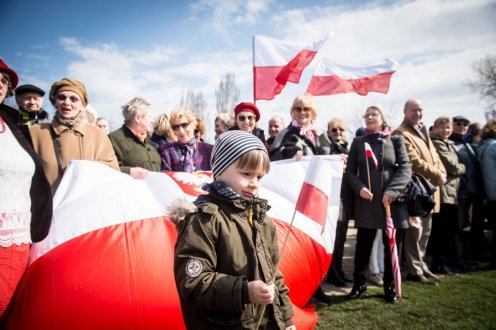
[0,58,19,89]
[234,102,260,122]
[211,130,267,179]
[15,84,45,97]
[49,78,89,106]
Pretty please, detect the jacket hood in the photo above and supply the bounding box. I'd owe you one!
[167,198,197,224]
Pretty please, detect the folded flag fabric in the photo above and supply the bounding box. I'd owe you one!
[253,33,330,100]
[307,57,399,96]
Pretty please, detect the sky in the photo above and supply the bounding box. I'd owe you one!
[1,0,495,142]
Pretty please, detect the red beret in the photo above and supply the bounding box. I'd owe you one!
[234,102,260,122]
[0,58,19,89]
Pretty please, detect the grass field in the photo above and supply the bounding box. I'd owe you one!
[315,269,496,329]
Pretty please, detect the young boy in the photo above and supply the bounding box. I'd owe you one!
[171,130,295,329]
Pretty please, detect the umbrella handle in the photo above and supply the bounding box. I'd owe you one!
[385,203,391,217]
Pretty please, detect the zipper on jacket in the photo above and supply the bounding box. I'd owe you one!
[246,198,254,228]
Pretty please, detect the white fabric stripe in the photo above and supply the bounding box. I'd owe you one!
[254,33,331,66]
[302,156,333,198]
[313,57,399,79]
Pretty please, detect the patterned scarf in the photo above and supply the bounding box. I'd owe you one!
[54,111,81,128]
[180,138,197,173]
[291,118,316,144]
[364,126,391,143]
[195,180,241,205]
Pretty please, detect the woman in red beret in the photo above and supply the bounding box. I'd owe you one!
[231,102,268,147]
[0,59,53,317]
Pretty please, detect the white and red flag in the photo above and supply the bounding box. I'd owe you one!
[364,142,379,170]
[253,33,330,100]
[306,57,399,96]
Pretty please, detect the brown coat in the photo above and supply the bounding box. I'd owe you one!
[392,121,446,213]
[29,120,119,193]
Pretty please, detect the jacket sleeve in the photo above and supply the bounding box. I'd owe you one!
[384,136,412,200]
[174,211,250,312]
[159,147,173,171]
[433,140,465,177]
[108,133,131,174]
[95,132,120,171]
[344,137,367,195]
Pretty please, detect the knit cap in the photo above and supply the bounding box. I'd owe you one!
[211,130,267,179]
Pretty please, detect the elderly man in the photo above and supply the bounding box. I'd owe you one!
[267,115,285,147]
[15,84,49,125]
[392,99,446,285]
[108,97,162,179]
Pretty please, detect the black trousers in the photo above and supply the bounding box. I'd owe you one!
[353,227,404,291]
[431,203,461,265]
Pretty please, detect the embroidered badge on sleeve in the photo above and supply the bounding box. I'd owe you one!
[185,258,203,278]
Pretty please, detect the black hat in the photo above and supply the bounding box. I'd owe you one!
[453,115,469,124]
[15,84,45,97]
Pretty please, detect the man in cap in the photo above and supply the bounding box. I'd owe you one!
[15,84,49,125]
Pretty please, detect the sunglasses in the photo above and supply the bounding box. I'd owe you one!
[293,107,312,113]
[331,128,345,133]
[56,94,81,103]
[455,122,468,127]
[172,122,190,131]
[362,113,380,119]
[237,115,255,122]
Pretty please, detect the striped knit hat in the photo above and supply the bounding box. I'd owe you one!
[211,130,267,179]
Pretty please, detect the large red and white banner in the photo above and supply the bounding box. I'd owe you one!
[4,156,342,330]
[307,57,399,96]
[253,34,329,100]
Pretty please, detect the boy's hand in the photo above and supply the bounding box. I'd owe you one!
[286,326,296,330]
[248,280,275,305]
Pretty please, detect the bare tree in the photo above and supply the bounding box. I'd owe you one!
[467,55,496,118]
[215,73,240,114]
[180,90,208,118]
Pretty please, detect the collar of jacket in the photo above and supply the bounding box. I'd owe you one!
[206,189,270,225]
[51,119,87,136]
[122,124,150,145]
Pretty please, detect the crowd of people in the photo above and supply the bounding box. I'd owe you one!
[1,57,496,326]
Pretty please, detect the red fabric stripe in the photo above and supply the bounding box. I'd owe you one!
[254,49,318,100]
[307,71,395,96]
[295,182,328,232]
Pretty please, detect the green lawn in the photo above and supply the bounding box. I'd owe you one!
[315,269,496,329]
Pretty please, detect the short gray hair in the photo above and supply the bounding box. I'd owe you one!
[122,97,151,124]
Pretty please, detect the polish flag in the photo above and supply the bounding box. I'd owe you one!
[364,142,378,170]
[306,58,399,96]
[253,34,330,100]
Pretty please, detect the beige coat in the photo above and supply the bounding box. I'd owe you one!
[30,120,119,193]
[393,121,446,213]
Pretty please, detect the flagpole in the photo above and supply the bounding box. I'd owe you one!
[366,154,371,192]
[252,35,256,105]
[255,208,297,329]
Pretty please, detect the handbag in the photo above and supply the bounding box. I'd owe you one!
[398,173,437,217]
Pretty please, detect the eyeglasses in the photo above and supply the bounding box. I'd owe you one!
[362,113,380,119]
[331,128,345,133]
[56,94,81,103]
[455,122,468,127]
[237,115,255,122]
[172,122,190,131]
[293,107,312,113]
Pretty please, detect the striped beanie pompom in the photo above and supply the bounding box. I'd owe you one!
[211,130,267,179]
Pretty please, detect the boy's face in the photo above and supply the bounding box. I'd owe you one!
[216,160,266,200]
[433,122,452,140]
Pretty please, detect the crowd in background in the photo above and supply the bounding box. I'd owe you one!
[1,57,496,317]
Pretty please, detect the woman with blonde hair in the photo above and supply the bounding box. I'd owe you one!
[269,93,323,161]
[158,107,213,172]
[151,113,176,148]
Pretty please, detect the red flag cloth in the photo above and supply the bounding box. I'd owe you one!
[253,34,329,100]
[364,142,379,170]
[307,58,399,96]
[386,208,402,299]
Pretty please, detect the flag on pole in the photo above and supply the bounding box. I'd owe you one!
[253,33,330,100]
[385,204,402,299]
[364,142,378,169]
[306,57,399,96]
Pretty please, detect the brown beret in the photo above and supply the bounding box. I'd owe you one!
[49,78,89,106]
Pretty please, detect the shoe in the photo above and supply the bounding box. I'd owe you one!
[312,286,333,304]
[422,269,440,280]
[448,261,475,273]
[431,264,454,275]
[347,285,367,299]
[368,273,384,286]
[384,289,398,304]
[406,274,438,286]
